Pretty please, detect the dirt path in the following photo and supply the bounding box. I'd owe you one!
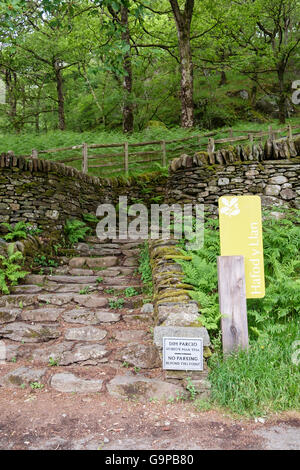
[0,388,299,450]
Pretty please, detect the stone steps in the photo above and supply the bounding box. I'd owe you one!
[0,236,181,398]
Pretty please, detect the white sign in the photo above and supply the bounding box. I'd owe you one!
[163,337,203,371]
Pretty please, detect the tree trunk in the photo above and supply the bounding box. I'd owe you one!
[277,67,286,125]
[121,6,134,134]
[219,71,227,86]
[170,0,194,128]
[54,62,66,131]
[4,69,17,130]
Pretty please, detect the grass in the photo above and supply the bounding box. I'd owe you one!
[1,116,299,179]
[209,319,300,417]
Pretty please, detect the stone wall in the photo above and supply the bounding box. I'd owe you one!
[166,158,300,214]
[0,153,166,237]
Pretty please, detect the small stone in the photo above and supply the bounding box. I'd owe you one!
[269,176,288,185]
[280,188,295,200]
[141,304,154,314]
[0,322,60,343]
[265,185,281,196]
[0,308,20,324]
[64,327,107,342]
[72,295,108,308]
[218,178,230,186]
[32,342,73,364]
[0,366,46,388]
[107,375,187,401]
[118,343,161,369]
[59,344,109,365]
[86,257,118,268]
[51,373,103,393]
[114,330,146,342]
[21,308,61,322]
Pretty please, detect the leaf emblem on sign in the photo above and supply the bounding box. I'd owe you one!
[220,197,240,217]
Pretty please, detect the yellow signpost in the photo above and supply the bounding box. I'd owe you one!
[218,195,265,354]
[218,195,265,299]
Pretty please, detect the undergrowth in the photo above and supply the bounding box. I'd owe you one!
[177,208,300,416]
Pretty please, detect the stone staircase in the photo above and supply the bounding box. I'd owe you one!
[0,236,188,399]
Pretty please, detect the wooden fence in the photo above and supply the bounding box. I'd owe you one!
[29,124,300,177]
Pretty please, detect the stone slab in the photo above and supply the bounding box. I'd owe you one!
[154,326,210,348]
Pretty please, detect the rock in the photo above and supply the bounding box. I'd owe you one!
[0,366,46,388]
[63,309,120,325]
[107,375,187,401]
[59,344,109,366]
[68,269,94,276]
[47,275,99,284]
[11,285,43,294]
[265,185,281,196]
[141,304,154,314]
[269,176,288,185]
[218,178,230,186]
[114,330,146,342]
[280,188,296,200]
[0,308,20,324]
[38,294,74,306]
[72,295,108,308]
[21,307,61,322]
[69,258,87,269]
[86,257,118,268]
[32,342,73,364]
[118,344,161,369]
[64,326,107,342]
[24,275,46,285]
[51,373,103,393]
[0,322,60,343]
[122,258,139,267]
[154,326,210,348]
[157,302,200,327]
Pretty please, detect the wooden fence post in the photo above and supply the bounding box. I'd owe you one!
[268,125,273,140]
[161,140,166,167]
[207,137,215,164]
[218,256,249,356]
[229,128,233,138]
[31,149,38,159]
[124,142,129,175]
[82,143,88,174]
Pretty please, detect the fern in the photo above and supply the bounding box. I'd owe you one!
[64,219,91,245]
[0,243,29,294]
[2,221,32,241]
[177,209,300,337]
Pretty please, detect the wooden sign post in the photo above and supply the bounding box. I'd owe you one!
[218,196,265,355]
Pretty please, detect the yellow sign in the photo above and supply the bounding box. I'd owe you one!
[218,195,265,298]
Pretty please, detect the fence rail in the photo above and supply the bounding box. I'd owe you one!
[29,124,300,176]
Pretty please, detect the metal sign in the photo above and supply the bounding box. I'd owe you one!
[163,337,203,371]
[218,195,265,298]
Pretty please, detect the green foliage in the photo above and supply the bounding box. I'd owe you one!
[64,219,91,245]
[1,221,38,241]
[30,382,44,390]
[79,287,91,295]
[178,210,300,335]
[108,298,125,309]
[82,213,99,224]
[209,319,300,416]
[138,243,153,298]
[0,243,29,294]
[96,276,104,284]
[48,357,59,367]
[33,255,58,268]
[124,287,139,297]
